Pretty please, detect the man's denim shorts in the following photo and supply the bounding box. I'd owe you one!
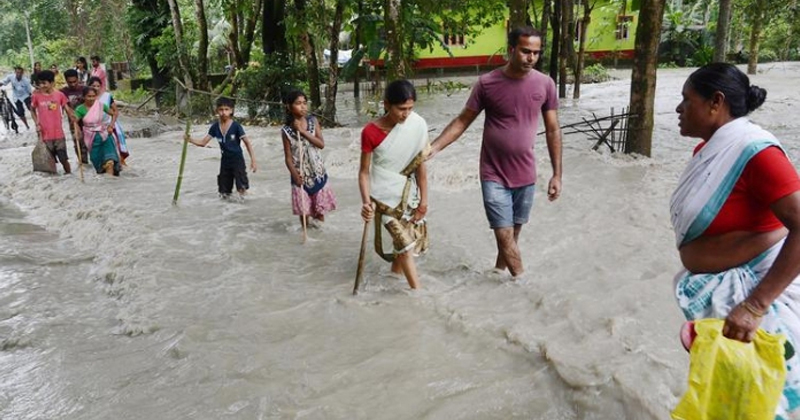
[480,180,535,229]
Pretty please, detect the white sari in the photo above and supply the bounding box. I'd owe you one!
[370,111,428,218]
[369,111,430,260]
[670,117,800,417]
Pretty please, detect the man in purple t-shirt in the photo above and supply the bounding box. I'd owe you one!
[430,26,563,279]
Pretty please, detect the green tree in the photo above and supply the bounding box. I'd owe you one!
[713,0,732,61]
[127,0,171,90]
[626,0,666,157]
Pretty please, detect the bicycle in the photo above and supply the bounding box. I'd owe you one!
[0,90,19,134]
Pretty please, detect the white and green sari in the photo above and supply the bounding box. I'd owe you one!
[671,117,800,418]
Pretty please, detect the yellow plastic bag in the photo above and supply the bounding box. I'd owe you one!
[672,318,787,420]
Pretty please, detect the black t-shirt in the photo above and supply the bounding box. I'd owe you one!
[208,120,247,166]
[60,86,84,109]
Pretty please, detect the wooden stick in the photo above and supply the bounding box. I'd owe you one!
[74,131,84,182]
[353,220,370,295]
[297,131,307,243]
[173,88,190,205]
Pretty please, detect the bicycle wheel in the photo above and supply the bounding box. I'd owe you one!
[0,101,10,132]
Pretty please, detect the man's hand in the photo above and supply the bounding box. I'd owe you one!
[250,161,258,173]
[547,176,562,201]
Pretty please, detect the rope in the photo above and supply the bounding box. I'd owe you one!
[170,78,337,126]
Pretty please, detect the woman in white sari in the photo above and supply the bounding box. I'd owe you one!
[672,63,800,417]
[89,76,129,165]
[359,80,429,290]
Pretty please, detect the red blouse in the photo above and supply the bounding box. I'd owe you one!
[361,122,388,153]
[695,143,800,236]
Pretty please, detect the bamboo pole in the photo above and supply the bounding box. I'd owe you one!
[297,131,307,243]
[73,125,84,183]
[353,220,370,295]
[173,87,190,205]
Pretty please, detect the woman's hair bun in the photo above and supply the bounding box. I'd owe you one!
[747,85,767,112]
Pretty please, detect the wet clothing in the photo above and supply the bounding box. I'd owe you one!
[362,111,430,260]
[671,117,800,417]
[209,120,249,194]
[481,181,535,229]
[283,117,331,195]
[693,143,800,236]
[291,183,337,217]
[31,91,69,141]
[466,68,559,188]
[13,98,30,118]
[44,138,68,163]
[218,166,248,195]
[99,92,129,162]
[283,116,337,217]
[76,101,120,174]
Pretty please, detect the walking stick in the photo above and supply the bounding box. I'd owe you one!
[353,220,370,295]
[172,90,191,205]
[297,131,308,243]
[73,124,84,183]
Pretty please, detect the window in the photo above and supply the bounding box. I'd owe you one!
[443,26,466,46]
[616,15,634,40]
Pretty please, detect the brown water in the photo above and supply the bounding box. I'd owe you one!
[1,63,800,419]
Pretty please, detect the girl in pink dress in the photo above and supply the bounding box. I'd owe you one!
[281,89,337,228]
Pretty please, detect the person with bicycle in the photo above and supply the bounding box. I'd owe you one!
[0,66,33,130]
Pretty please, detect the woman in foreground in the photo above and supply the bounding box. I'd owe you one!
[671,62,800,416]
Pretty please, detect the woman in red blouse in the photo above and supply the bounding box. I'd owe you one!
[671,63,800,416]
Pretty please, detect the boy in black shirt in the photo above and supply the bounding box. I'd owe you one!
[185,97,257,198]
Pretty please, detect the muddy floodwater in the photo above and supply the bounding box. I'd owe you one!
[2,63,800,419]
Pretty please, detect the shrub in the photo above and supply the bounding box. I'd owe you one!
[582,63,610,83]
[688,45,714,67]
[237,53,307,120]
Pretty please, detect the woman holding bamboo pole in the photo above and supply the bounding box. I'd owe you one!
[74,86,120,176]
[358,80,430,290]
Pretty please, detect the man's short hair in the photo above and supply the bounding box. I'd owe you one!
[64,69,79,79]
[37,70,55,83]
[508,27,543,49]
[13,65,23,71]
[216,97,235,109]
[90,55,101,61]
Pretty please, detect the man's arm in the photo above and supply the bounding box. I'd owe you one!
[542,109,563,201]
[63,105,78,125]
[429,107,480,158]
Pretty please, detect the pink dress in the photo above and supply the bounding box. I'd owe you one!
[283,117,337,218]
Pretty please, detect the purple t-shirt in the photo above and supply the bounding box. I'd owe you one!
[466,68,558,188]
